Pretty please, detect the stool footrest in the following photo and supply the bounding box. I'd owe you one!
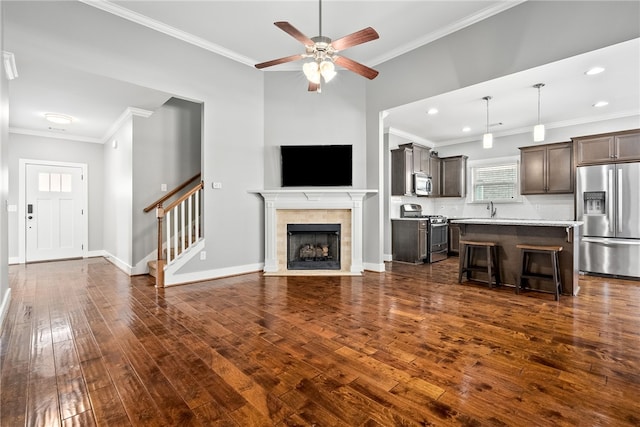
[521,273,554,280]
[517,244,562,300]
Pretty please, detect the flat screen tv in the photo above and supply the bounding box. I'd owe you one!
[281,145,352,187]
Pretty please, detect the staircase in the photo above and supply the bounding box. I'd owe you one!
[143,173,204,287]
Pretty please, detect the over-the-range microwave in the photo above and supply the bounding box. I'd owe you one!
[414,173,432,196]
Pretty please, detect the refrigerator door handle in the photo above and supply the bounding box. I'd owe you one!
[618,168,623,233]
[608,169,614,232]
[582,237,640,246]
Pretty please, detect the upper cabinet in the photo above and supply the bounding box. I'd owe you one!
[391,146,414,196]
[440,155,467,197]
[391,143,441,197]
[573,129,640,165]
[429,155,441,197]
[520,142,573,194]
[411,144,431,175]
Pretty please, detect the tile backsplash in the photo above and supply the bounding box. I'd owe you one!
[392,193,575,221]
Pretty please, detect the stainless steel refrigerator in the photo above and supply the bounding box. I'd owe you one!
[576,163,640,278]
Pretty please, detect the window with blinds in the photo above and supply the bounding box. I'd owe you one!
[472,163,519,202]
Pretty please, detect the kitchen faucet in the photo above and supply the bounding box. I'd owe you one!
[487,201,497,218]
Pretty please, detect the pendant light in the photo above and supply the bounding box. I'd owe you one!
[482,96,493,149]
[533,83,545,142]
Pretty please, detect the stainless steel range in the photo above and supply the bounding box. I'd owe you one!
[392,204,448,263]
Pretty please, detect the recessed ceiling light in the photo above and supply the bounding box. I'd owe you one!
[593,101,609,108]
[462,126,471,132]
[585,67,605,76]
[45,113,73,124]
[427,108,438,115]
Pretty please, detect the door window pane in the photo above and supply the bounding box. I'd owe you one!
[61,174,72,192]
[38,173,50,192]
[50,173,61,192]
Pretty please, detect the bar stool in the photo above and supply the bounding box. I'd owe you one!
[458,240,501,288]
[516,244,563,300]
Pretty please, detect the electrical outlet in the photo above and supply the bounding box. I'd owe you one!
[212,182,222,189]
[200,251,206,260]
[161,183,167,192]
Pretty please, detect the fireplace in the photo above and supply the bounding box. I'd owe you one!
[287,224,340,270]
[254,189,376,276]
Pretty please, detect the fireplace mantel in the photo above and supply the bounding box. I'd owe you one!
[252,189,377,275]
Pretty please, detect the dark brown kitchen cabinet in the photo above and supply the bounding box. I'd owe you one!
[391,147,413,196]
[391,143,438,197]
[520,142,573,194]
[411,144,431,175]
[440,155,467,197]
[573,129,640,165]
[429,155,441,197]
[448,222,460,255]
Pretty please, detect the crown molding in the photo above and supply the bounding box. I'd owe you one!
[434,109,640,147]
[9,128,102,144]
[369,1,526,66]
[79,0,256,66]
[9,107,154,144]
[101,107,153,143]
[386,127,434,147]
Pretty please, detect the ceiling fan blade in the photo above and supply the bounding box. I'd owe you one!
[331,27,379,51]
[308,81,320,92]
[334,56,379,80]
[255,54,304,69]
[274,21,314,46]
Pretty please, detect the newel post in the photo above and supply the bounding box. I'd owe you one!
[155,203,165,288]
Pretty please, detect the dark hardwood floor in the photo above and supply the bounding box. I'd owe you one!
[1,257,639,426]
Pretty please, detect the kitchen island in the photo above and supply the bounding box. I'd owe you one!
[450,219,583,296]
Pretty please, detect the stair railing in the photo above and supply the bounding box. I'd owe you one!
[143,173,203,287]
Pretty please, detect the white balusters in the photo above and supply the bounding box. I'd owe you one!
[163,183,203,267]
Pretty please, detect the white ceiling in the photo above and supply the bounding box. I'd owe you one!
[4,1,639,144]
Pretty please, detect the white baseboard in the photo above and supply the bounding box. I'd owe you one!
[363,262,386,272]
[131,250,159,276]
[86,250,107,258]
[0,288,12,331]
[103,252,133,275]
[9,250,105,265]
[383,253,393,262]
[164,262,264,287]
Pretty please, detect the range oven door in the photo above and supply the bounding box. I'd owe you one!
[428,222,448,262]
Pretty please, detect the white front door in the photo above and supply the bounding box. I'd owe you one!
[25,163,84,262]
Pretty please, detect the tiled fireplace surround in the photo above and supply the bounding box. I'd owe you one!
[257,190,374,276]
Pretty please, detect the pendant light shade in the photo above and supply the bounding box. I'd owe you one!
[482,96,493,149]
[533,83,545,142]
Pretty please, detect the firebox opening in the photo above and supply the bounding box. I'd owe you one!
[287,223,341,270]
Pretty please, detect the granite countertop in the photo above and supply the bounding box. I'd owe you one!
[450,218,583,227]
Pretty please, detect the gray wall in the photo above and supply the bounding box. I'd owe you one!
[132,97,202,264]
[0,1,10,325]
[4,1,264,272]
[103,119,133,266]
[8,134,105,257]
[366,1,640,268]
[263,72,367,189]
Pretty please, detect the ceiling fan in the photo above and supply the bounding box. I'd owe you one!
[254,0,380,92]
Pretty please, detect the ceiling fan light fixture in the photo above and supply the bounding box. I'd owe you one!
[482,96,493,149]
[319,60,336,82]
[45,113,73,125]
[302,61,321,84]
